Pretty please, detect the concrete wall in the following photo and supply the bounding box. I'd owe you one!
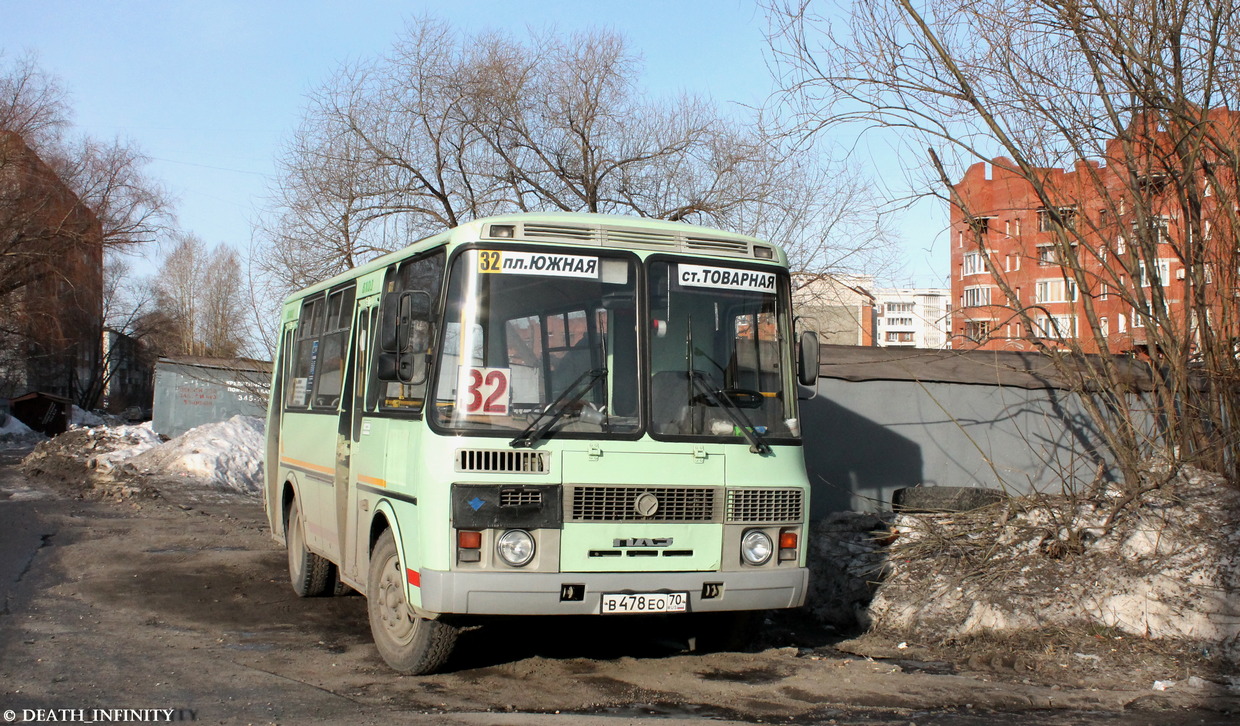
[151,361,269,439]
[801,376,1154,518]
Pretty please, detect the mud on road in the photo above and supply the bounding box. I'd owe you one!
[1,446,1236,725]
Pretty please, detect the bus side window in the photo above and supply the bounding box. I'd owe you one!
[286,296,324,410]
[312,285,356,409]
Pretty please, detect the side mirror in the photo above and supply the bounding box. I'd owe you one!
[380,291,432,353]
[797,330,820,386]
[378,291,433,384]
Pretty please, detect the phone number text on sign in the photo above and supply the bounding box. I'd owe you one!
[677,264,777,294]
[477,250,599,278]
[456,367,511,415]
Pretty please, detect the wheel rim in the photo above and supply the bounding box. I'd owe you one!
[376,552,417,646]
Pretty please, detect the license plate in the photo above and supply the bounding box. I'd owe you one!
[600,591,688,614]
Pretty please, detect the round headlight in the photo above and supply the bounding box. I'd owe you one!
[741,529,773,566]
[496,529,535,567]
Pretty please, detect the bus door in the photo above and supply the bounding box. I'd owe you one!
[337,300,375,584]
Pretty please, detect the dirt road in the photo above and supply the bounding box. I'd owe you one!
[1,445,1235,725]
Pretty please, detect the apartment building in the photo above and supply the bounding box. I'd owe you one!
[874,288,951,349]
[949,109,1240,355]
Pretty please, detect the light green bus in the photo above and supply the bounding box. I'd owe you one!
[265,212,820,674]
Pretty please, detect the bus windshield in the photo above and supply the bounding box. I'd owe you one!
[647,260,797,442]
[430,248,641,435]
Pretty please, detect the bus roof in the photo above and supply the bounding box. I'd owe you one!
[281,211,789,305]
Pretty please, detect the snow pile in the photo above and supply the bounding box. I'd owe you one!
[87,423,165,472]
[1,412,46,448]
[1,412,35,436]
[121,415,265,496]
[866,466,1240,666]
[69,405,106,428]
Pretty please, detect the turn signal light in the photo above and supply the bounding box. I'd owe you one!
[779,529,798,562]
[458,531,482,549]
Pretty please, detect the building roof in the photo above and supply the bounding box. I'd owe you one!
[157,356,272,373]
[818,344,1156,392]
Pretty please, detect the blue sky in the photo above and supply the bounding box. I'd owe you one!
[1,1,947,287]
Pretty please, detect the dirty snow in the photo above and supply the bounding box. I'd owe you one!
[69,405,106,428]
[1,413,35,436]
[864,466,1240,666]
[87,423,165,471]
[0,412,44,447]
[119,415,264,495]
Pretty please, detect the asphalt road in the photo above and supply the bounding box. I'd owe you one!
[0,443,1236,726]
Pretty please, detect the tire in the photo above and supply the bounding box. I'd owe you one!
[691,610,764,653]
[287,497,333,597]
[367,529,457,675]
[892,485,1004,513]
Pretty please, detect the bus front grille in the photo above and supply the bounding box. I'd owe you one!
[568,486,719,522]
[455,449,550,474]
[725,488,804,523]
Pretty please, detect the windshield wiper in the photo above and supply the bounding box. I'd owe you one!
[688,371,772,456]
[510,368,608,448]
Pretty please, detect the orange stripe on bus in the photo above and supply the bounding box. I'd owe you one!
[357,475,387,488]
[280,456,335,476]
[407,569,421,587]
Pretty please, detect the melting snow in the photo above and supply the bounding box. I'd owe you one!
[121,415,265,495]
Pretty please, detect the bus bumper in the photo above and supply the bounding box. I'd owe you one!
[417,567,808,615]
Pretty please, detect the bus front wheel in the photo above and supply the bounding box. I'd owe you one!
[367,529,457,674]
[287,497,333,597]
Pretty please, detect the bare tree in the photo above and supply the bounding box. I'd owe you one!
[257,18,895,308]
[767,0,1240,492]
[152,233,247,359]
[0,50,68,149]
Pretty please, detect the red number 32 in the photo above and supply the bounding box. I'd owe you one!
[462,368,509,414]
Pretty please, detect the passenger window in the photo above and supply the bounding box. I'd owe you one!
[286,297,324,409]
[312,286,356,409]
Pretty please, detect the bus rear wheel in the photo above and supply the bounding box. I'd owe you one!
[287,497,333,597]
[367,529,457,674]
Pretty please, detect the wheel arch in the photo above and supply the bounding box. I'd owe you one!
[279,473,302,542]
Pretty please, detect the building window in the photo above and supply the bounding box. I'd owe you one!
[1014,219,1022,236]
[1118,313,1127,332]
[1038,206,1077,232]
[1035,278,1078,303]
[1037,245,1057,266]
[965,320,992,342]
[1139,259,1171,287]
[962,252,986,276]
[1100,317,1109,337]
[885,331,915,343]
[886,317,914,326]
[1100,283,1109,300]
[1117,236,1126,255]
[887,302,915,313]
[962,286,991,307]
[1035,314,1076,339]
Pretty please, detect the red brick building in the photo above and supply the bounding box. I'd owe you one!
[0,131,104,403]
[948,110,1240,355]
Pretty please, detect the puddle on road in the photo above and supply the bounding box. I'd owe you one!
[697,665,790,684]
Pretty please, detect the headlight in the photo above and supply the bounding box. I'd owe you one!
[496,529,535,567]
[741,529,773,565]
